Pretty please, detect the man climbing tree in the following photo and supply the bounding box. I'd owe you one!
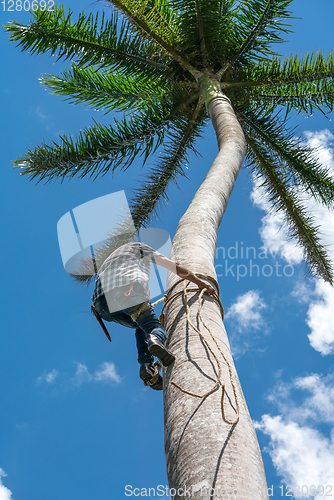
[92,239,216,389]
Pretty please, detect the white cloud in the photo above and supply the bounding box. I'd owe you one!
[94,362,121,384]
[306,280,334,355]
[251,129,334,355]
[256,415,334,497]
[224,290,267,357]
[266,373,334,425]
[37,369,59,384]
[291,281,314,304]
[71,363,93,386]
[0,469,12,500]
[36,362,122,388]
[304,129,334,167]
[250,174,304,264]
[225,290,267,332]
[28,106,47,121]
[16,423,29,430]
[294,374,334,424]
[255,373,334,497]
[71,362,122,386]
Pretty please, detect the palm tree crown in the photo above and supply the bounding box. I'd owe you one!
[4,0,334,282]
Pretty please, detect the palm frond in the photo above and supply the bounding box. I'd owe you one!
[107,0,181,46]
[170,0,239,68]
[239,108,334,206]
[223,51,334,114]
[245,132,334,284]
[229,0,294,66]
[14,111,166,183]
[251,86,334,116]
[194,0,208,65]
[228,51,334,88]
[3,5,165,76]
[129,96,207,228]
[40,64,167,114]
[14,89,199,182]
[108,0,201,78]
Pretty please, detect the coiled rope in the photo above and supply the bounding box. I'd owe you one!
[152,274,239,425]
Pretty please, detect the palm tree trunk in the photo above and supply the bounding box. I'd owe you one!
[163,93,269,500]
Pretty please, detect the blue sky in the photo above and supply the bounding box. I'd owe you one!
[1,1,334,499]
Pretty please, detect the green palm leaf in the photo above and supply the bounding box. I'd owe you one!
[240,108,334,205]
[106,0,201,79]
[223,50,334,114]
[229,51,334,88]
[4,5,165,76]
[14,89,199,182]
[107,0,181,46]
[129,96,206,228]
[252,88,334,116]
[169,0,238,66]
[40,64,167,114]
[229,0,294,65]
[246,132,334,284]
[14,111,167,182]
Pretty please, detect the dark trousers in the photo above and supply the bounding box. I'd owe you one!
[94,284,167,364]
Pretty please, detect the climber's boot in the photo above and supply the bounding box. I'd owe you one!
[140,361,163,391]
[146,375,163,391]
[146,334,175,367]
[139,362,157,382]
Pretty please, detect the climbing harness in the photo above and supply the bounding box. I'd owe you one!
[130,301,153,322]
[152,274,239,425]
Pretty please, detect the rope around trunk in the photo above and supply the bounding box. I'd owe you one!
[152,275,239,425]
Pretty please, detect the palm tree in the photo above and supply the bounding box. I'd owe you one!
[4,1,334,498]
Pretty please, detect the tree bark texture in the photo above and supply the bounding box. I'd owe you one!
[163,97,269,500]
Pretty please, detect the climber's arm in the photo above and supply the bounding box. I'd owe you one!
[154,255,216,296]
